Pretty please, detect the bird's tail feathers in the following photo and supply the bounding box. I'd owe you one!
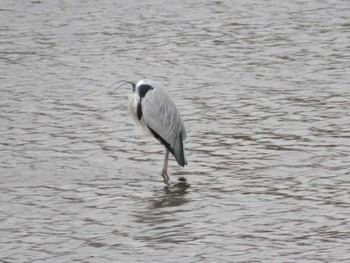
[173,134,187,167]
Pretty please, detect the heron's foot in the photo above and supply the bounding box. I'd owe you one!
[161,169,169,184]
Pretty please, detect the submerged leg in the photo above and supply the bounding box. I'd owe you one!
[161,149,170,183]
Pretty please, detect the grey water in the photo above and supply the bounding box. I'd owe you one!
[1,0,350,262]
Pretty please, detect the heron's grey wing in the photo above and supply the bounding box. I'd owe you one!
[142,87,187,166]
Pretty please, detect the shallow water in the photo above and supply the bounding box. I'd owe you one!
[1,0,350,262]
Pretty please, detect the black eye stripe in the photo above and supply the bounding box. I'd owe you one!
[138,84,154,98]
[137,84,153,120]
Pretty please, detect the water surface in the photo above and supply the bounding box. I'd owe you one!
[1,0,350,262]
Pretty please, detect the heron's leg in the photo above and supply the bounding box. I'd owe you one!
[161,149,170,183]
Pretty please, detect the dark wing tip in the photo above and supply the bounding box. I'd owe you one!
[173,134,187,167]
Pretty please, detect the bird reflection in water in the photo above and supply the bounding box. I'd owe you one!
[152,177,190,209]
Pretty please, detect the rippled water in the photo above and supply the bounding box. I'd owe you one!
[1,0,350,262]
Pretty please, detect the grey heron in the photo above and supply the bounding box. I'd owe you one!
[114,79,187,183]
